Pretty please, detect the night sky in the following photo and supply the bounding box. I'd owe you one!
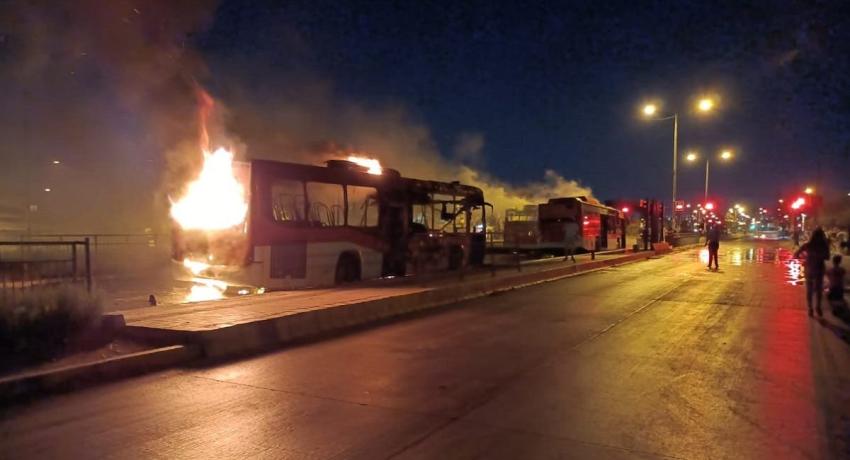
[200,1,849,200]
[2,0,849,232]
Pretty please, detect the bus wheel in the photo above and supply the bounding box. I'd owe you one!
[448,246,464,271]
[335,253,361,284]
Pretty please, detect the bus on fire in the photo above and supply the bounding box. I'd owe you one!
[172,158,489,291]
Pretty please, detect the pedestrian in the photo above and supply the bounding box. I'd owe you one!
[827,254,847,317]
[563,218,579,262]
[795,227,831,317]
[705,224,720,270]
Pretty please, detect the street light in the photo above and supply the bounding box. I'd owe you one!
[804,186,814,195]
[698,98,715,112]
[685,149,734,204]
[640,97,718,232]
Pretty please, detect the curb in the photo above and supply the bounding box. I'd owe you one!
[0,344,200,404]
[180,251,655,359]
[3,248,677,401]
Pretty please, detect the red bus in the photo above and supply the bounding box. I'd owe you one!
[503,197,625,253]
[172,159,488,290]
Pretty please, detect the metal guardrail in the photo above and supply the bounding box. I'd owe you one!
[0,239,92,298]
[19,233,162,248]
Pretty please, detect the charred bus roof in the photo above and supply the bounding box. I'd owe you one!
[249,158,485,205]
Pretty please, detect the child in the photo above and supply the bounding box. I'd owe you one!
[827,254,848,319]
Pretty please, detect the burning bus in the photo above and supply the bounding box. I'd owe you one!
[503,197,625,254]
[171,154,488,293]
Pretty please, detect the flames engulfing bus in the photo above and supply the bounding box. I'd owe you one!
[172,159,488,290]
[503,197,626,253]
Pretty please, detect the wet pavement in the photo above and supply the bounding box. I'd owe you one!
[2,240,849,459]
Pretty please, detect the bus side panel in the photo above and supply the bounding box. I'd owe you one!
[246,242,383,289]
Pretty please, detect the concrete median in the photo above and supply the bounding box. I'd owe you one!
[2,249,667,401]
[0,345,200,403]
[123,250,656,360]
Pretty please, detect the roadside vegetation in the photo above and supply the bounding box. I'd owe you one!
[0,285,103,368]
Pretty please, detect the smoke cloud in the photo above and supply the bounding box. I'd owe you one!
[1,0,593,235]
[0,0,216,233]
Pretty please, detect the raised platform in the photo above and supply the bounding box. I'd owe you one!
[117,250,658,359]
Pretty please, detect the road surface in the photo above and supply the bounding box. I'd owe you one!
[2,241,849,459]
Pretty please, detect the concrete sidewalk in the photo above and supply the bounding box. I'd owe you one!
[116,249,662,359]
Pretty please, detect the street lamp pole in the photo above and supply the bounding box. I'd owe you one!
[704,158,710,204]
[672,113,678,207]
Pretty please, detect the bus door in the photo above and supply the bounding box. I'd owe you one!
[380,194,408,276]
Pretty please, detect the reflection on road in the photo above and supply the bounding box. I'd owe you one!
[785,259,804,286]
[695,242,804,285]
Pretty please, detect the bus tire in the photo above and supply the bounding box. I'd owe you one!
[448,246,464,271]
[335,252,361,284]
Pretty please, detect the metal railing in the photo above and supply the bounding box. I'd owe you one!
[0,239,92,298]
[19,233,162,248]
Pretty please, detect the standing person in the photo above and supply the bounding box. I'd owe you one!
[827,254,847,316]
[795,227,831,317]
[563,219,580,262]
[705,225,720,270]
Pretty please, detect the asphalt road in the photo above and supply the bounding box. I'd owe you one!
[2,241,849,459]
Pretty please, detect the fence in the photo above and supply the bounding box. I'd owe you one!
[20,233,161,249]
[0,239,92,299]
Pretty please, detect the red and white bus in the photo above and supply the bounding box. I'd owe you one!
[172,158,488,290]
[503,197,625,253]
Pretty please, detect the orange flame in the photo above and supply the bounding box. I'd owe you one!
[347,155,382,175]
[182,258,211,275]
[170,147,248,231]
[185,277,228,302]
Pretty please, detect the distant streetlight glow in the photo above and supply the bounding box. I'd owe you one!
[44,187,51,192]
[720,150,733,160]
[52,160,61,165]
[642,104,657,116]
[685,152,698,162]
[804,186,814,195]
[697,98,715,112]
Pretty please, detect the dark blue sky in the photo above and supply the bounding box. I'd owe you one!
[2,0,848,233]
[199,0,850,205]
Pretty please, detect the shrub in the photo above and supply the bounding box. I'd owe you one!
[0,285,103,362]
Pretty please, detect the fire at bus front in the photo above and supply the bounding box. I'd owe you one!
[170,147,255,301]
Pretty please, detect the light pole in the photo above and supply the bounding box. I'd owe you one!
[642,104,679,207]
[642,97,716,232]
[685,149,734,205]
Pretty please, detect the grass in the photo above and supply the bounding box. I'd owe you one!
[0,284,103,364]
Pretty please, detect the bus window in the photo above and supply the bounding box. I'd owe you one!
[470,206,485,233]
[347,185,379,227]
[412,203,432,228]
[433,194,458,232]
[272,180,306,223]
[307,182,344,226]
